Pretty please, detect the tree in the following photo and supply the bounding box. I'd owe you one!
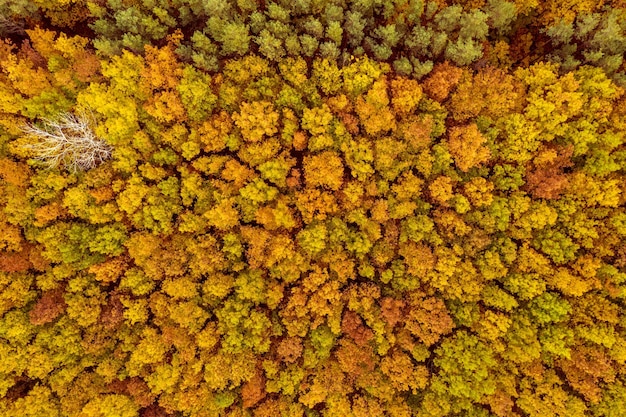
[355,77,397,136]
[446,123,491,172]
[449,66,525,121]
[404,292,454,346]
[431,330,498,411]
[422,62,463,102]
[4,4,626,415]
[516,370,588,417]
[217,21,252,56]
[20,111,112,172]
[303,151,345,191]
[29,286,66,326]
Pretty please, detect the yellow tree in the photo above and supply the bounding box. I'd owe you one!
[446,123,491,172]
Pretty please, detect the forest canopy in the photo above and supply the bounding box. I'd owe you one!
[1,1,626,416]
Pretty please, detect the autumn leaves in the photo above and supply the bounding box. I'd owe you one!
[1,1,626,416]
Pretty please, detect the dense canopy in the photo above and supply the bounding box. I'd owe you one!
[1,1,626,416]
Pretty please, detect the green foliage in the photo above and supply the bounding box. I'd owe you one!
[432,331,497,408]
[544,8,626,85]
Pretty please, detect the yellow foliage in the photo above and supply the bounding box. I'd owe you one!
[390,76,423,115]
[446,123,491,172]
[1,23,625,417]
[303,151,344,191]
[355,77,397,136]
[233,101,280,143]
[429,176,455,206]
[205,198,240,230]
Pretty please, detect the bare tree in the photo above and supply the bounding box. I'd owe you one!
[0,15,26,36]
[21,111,112,172]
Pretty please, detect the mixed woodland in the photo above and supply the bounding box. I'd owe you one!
[1,0,626,416]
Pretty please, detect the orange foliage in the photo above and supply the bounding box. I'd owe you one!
[242,372,267,408]
[525,145,574,199]
[422,62,464,102]
[29,286,66,325]
[1,8,626,415]
[446,123,491,172]
[404,292,455,346]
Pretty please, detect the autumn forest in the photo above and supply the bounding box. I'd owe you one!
[1,0,626,416]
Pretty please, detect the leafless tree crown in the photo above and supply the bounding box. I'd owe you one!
[0,15,26,36]
[21,111,112,172]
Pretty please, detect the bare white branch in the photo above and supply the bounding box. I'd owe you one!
[20,111,112,172]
